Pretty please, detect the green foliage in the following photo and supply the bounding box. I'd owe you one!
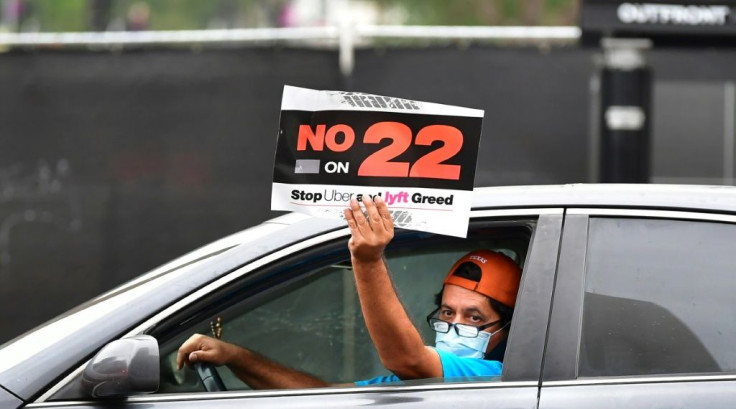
[13,0,264,31]
[12,0,579,32]
[379,0,578,26]
[140,0,219,30]
[26,0,88,31]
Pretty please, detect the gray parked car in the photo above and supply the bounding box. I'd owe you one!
[3,184,736,408]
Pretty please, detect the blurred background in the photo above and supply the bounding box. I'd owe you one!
[1,1,580,31]
[1,0,735,344]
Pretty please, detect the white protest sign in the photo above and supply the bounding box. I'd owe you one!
[271,86,483,238]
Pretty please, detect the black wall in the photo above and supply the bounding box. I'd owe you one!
[0,44,733,343]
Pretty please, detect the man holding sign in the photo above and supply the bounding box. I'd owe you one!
[177,196,521,388]
[342,196,520,385]
[177,88,520,387]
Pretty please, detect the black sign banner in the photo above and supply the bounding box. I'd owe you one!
[271,86,484,237]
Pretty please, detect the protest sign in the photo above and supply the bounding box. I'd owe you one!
[271,86,483,238]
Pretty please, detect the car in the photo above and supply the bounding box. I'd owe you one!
[3,183,736,409]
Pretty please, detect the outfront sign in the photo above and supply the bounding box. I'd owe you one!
[271,86,484,238]
[581,0,736,44]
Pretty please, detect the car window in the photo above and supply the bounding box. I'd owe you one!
[156,223,533,393]
[579,217,736,377]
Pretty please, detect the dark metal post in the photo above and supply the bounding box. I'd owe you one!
[599,38,652,183]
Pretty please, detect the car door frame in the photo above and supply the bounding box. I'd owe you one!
[540,207,736,409]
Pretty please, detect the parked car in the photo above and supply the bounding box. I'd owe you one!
[2,184,736,409]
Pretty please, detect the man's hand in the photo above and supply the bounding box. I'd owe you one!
[176,333,238,370]
[344,195,394,263]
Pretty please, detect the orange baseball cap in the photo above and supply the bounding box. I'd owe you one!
[443,250,522,308]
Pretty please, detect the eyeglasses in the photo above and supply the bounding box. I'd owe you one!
[426,307,501,338]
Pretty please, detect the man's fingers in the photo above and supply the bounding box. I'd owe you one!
[176,346,184,369]
[363,195,383,228]
[190,349,216,364]
[374,196,394,233]
[177,334,210,370]
[344,194,395,263]
[344,208,357,229]
[188,352,199,363]
[348,198,368,229]
[177,334,197,369]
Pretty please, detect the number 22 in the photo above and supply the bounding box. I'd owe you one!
[357,122,463,180]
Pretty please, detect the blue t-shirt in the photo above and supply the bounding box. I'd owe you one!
[354,348,502,386]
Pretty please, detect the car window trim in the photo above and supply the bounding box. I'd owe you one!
[472,208,563,217]
[39,208,562,403]
[28,380,539,407]
[542,373,736,387]
[567,208,736,223]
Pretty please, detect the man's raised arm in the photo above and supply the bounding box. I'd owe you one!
[344,196,442,380]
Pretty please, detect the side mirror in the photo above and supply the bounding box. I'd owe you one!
[82,335,159,398]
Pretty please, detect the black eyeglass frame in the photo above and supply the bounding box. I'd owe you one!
[425,306,502,338]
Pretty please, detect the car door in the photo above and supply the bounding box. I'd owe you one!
[33,208,562,409]
[540,208,736,409]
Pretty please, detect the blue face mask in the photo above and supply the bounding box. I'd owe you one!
[435,322,509,359]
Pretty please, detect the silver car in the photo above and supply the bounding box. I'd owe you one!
[3,184,736,408]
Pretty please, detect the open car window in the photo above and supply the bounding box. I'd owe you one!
[153,219,534,393]
[44,216,540,401]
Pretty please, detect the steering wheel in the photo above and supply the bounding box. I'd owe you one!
[194,362,226,391]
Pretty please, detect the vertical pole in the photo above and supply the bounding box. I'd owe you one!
[599,38,652,183]
[336,0,354,90]
[588,75,601,183]
[724,81,735,185]
[338,17,355,91]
